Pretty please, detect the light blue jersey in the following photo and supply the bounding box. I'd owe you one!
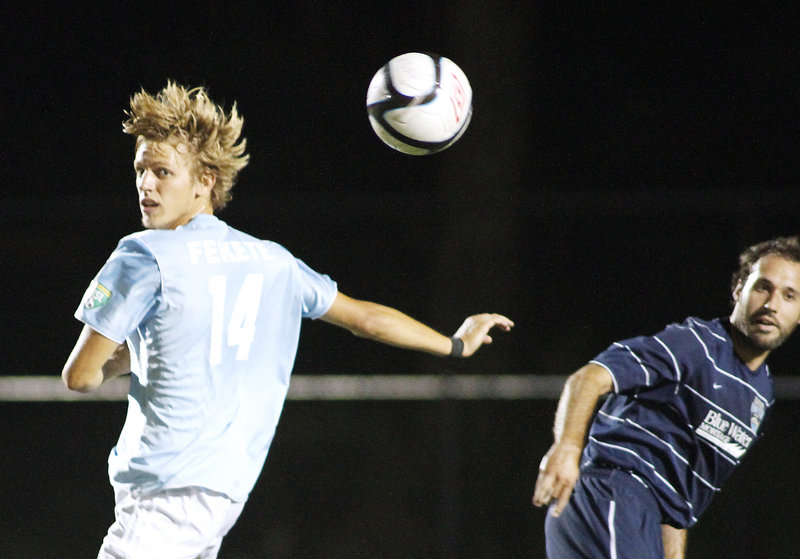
[75,215,337,502]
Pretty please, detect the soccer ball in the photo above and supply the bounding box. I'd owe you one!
[366,52,473,155]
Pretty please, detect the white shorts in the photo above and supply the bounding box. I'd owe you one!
[97,486,245,559]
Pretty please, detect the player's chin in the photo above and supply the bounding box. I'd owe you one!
[140,215,164,230]
[750,329,788,351]
[140,211,167,230]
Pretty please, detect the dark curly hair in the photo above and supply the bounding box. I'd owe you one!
[731,236,800,294]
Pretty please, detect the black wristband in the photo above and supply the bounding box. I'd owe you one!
[449,336,464,357]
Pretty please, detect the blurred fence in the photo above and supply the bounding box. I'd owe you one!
[3,374,800,402]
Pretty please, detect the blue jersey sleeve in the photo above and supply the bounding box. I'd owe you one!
[592,322,695,394]
[295,257,337,319]
[74,237,162,343]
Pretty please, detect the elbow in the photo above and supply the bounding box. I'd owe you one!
[345,317,374,340]
[62,367,99,393]
[347,310,389,341]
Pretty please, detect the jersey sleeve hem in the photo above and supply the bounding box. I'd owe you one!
[73,313,127,345]
[589,359,619,393]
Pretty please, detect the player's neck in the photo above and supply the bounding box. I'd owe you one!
[729,323,770,371]
[171,201,214,229]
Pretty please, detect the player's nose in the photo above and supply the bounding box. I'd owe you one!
[137,170,157,191]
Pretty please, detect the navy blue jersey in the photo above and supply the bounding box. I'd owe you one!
[584,317,773,527]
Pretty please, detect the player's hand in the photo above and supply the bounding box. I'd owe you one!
[532,442,582,517]
[452,313,514,357]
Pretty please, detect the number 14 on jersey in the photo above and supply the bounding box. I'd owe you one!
[208,274,264,365]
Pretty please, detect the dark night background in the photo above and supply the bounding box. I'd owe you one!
[3,2,800,557]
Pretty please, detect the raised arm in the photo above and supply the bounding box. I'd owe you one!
[62,325,130,392]
[532,363,613,515]
[320,292,513,357]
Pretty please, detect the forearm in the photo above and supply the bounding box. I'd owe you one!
[101,342,131,381]
[321,292,512,358]
[532,364,613,513]
[334,300,452,355]
[662,525,686,559]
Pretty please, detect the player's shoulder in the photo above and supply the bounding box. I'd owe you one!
[207,218,308,272]
[114,216,302,269]
[118,215,228,248]
[670,316,729,339]
[222,224,297,262]
[659,316,730,353]
[111,228,158,257]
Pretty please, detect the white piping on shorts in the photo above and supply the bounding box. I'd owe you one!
[608,500,618,559]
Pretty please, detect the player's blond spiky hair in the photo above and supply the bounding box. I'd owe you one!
[123,81,250,210]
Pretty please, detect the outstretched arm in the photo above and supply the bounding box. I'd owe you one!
[320,292,513,357]
[532,363,613,516]
[662,525,687,559]
[62,325,130,392]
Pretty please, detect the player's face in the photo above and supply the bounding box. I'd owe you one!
[133,140,212,230]
[730,254,800,356]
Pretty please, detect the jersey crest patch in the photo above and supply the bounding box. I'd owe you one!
[84,282,112,309]
[750,398,766,431]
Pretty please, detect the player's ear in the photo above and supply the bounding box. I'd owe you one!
[732,281,743,303]
[196,170,216,197]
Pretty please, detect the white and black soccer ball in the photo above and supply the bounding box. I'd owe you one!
[366,52,473,155]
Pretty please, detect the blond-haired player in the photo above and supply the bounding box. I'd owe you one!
[63,82,513,558]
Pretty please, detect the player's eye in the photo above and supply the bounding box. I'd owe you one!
[157,168,171,177]
[753,280,770,292]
